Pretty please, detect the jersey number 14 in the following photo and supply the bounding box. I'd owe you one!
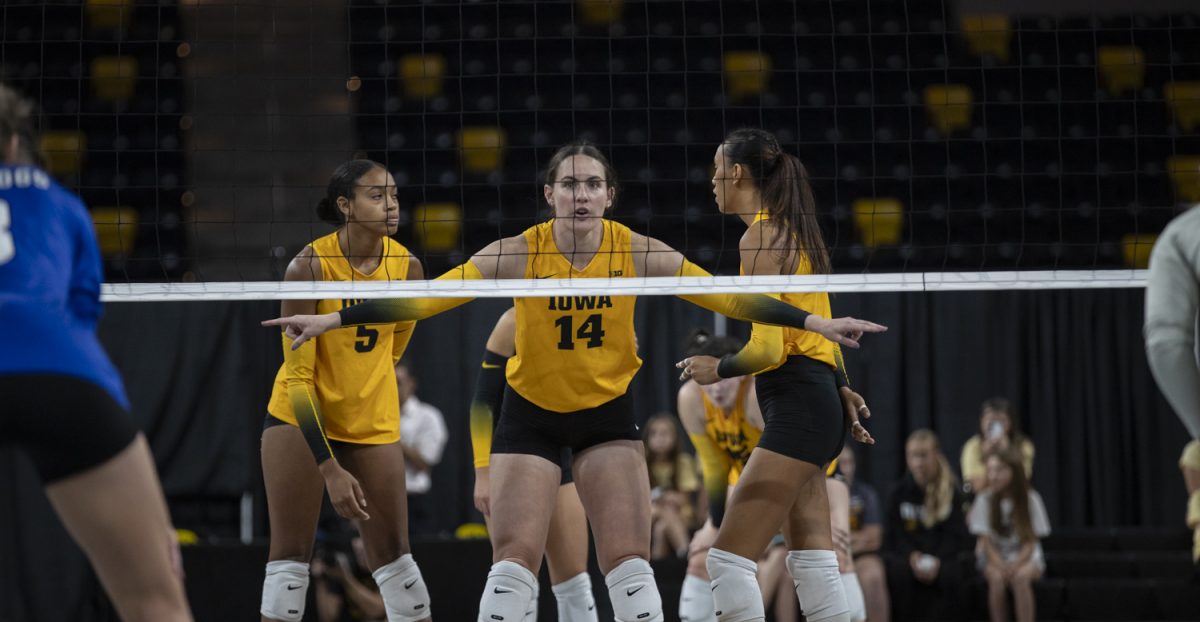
[554,314,604,350]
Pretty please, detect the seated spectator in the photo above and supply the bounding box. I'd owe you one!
[839,444,890,622]
[968,448,1051,622]
[312,530,385,622]
[395,360,448,537]
[883,429,972,621]
[961,398,1034,496]
[1182,440,1200,563]
[643,412,701,560]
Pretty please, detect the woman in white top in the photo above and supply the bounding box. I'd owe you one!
[967,448,1051,622]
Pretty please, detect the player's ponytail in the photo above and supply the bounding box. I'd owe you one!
[722,128,830,274]
[317,159,385,226]
[0,83,40,165]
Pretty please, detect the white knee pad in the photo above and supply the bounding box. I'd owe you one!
[373,554,431,622]
[786,550,850,622]
[478,560,538,622]
[678,573,718,622]
[522,580,539,622]
[840,572,866,622]
[552,572,597,622]
[705,548,764,622]
[605,558,664,622]
[261,560,309,622]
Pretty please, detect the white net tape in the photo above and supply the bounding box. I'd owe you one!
[101,270,1148,302]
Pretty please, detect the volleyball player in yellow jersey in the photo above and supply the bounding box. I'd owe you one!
[674,331,763,622]
[260,160,430,622]
[675,128,879,622]
[265,142,885,622]
[468,307,596,622]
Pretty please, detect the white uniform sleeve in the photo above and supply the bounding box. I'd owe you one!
[413,403,448,466]
[1144,208,1200,439]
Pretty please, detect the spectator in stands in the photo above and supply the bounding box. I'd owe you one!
[1182,440,1200,563]
[643,412,702,560]
[395,360,448,537]
[839,445,891,622]
[312,531,386,622]
[883,429,972,621]
[968,448,1051,622]
[960,398,1034,496]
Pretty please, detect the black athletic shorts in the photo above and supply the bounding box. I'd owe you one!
[754,355,847,466]
[0,374,139,483]
[263,413,359,453]
[492,386,639,473]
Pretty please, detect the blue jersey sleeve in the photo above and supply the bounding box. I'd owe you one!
[67,195,104,329]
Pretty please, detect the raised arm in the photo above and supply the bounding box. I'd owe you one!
[264,235,528,348]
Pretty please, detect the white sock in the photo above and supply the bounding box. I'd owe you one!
[678,573,718,622]
[551,572,597,622]
[841,572,866,622]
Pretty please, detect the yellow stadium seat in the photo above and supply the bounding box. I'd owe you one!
[91,207,138,256]
[960,14,1011,63]
[86,0,133,33]
[1168,156,1200,202]
[458,127,506,174]
[414,203,462,252]
[1165,81,1200,133]
[577,0,623,25]
[455,522,489,540]
[40,131,86,178]
[1122,233,1157,269]
[852,198,904,248]
[724,51,772,101]
[91,56,138,103]
[924,84,974,135]
[399,54,445,99]
[1098,46,1145,96]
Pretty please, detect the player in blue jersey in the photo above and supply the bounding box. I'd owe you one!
[0,84,192,621]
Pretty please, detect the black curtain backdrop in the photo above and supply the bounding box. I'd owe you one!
[1,288,1191,621]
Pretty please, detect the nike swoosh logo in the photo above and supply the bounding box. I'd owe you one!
[588,605,595,611]
[534,274,557,279]
[494,587,513,594]
[481,362,502,369]
[404,579,418,589]
[626,585,645,596]
[286,584,302,591]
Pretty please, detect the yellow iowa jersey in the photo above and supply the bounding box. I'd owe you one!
[744,211,836,370]
[507,219,640,412]
[266,232,416,443]
[701,378,762,485]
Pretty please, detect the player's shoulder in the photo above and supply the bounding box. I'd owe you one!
[284,243,322,281]
[1160,206,1200,245]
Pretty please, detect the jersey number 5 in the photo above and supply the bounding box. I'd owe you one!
[554,314,604,350]
[354,325,378,352]
[0,199,13,265]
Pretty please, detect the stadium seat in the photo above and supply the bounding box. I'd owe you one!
[85,0,134,33]
[723,51,772,101]
[399,53,446,99]
[414,203,462,253]
[90,56,138,103]
[852,198,904,248]
[1122,233,1157,269]
[457,127,506,174]
[1063,578,1160,620]
[924,84,974,135]
[1167,155,1200,202]
[40,131,86,178]
[1165,81,1200,132]
[1098,46,1146,96]
[576,0,623,26]
[91,206,138,257]
[961,14,1012,63]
